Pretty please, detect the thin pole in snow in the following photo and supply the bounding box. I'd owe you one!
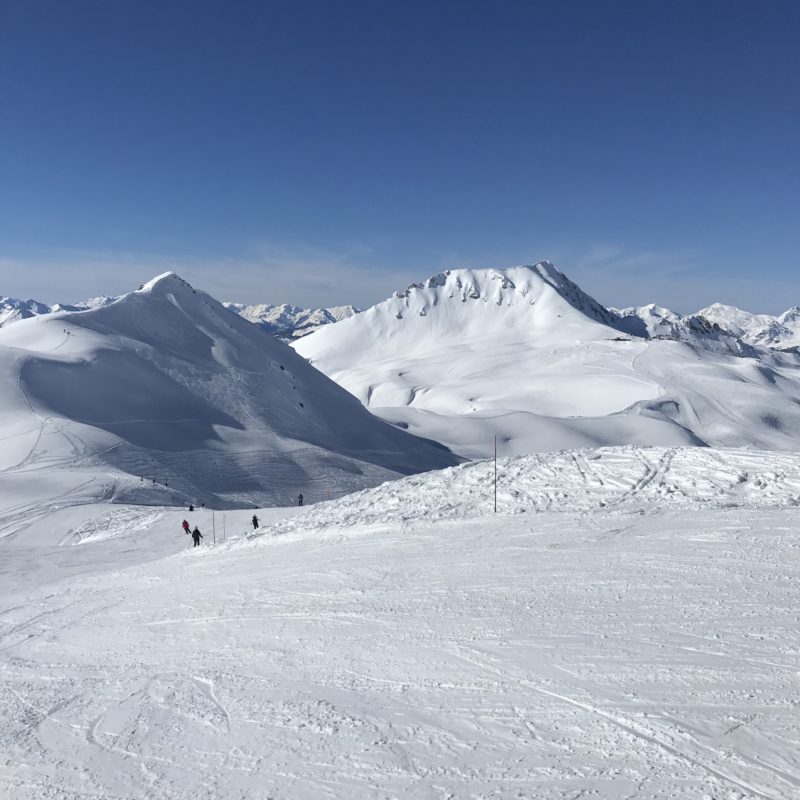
[222,511,226,543]
[212,509,216,544]
[494,435,497,513]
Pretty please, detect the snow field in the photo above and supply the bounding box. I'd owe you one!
[244,446,800,538]
[1,446,800,798]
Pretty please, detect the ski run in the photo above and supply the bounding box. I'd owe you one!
[2,446,800,799]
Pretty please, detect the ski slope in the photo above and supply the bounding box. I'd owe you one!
[1,446,799,799]
[0,272,457,514]
[294,263,800,458]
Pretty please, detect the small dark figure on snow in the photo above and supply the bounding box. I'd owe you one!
[181,519,190,535]
[189,504,194,512]
[298,493,304,507]
[191,527,203,547]
[252,514,259,529]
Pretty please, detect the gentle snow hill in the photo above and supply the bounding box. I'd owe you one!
[294,262,800,458]
[224,300,360,339]
[0,272,456,514]
[246,445,800,538]
[4,454,800,799]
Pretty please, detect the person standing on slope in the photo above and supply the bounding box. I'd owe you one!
[298,493,304,507]
[251,514,259,530]
[191,526,203,547]
[181,519,190,535]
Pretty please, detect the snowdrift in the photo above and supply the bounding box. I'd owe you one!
[294,263,800,458]
[0,272,457,509]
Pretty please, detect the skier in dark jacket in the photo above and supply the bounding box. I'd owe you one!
[191,527,202,547]
[298,493,304,507]
[251,514,259,529]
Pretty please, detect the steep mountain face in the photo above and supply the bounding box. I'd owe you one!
[294,263,800,458]
[0,273,456,508]
[224,302,360,339]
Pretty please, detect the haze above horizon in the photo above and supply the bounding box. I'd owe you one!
[1,0,798,313]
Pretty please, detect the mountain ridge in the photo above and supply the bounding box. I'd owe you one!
[0,271,457,508]
[293,262,800,458]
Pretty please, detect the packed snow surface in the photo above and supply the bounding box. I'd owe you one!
[1,446,799,799]
[295,263,800,458]
[0,272,456,510]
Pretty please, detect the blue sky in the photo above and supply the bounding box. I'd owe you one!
[1,0,798,311]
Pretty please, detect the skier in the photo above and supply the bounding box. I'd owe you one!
[191,526,203,547]
[181,519,190,535]
[251,514,259,530]
[189,504,194,512]
[298,493,304,507]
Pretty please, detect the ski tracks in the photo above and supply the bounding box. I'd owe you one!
[449,643,797,800]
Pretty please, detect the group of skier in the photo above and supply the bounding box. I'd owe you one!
[181,518,202,546]
[181,493,305,547]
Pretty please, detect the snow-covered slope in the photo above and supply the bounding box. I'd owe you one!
[224,301,360,339]
[3,445,800,800]
[0,272,456,511]
[294,263,800,458]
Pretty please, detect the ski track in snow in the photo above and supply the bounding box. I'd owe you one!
[0,446,799,799]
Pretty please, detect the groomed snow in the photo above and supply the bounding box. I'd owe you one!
[1,446,799,799]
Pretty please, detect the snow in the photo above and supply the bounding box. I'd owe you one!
[2,446,800,799]
[294,264,800,458]
[0,295,116,327]
[0,272,457,512]
[3,265,800,798]
[224,301,361,339]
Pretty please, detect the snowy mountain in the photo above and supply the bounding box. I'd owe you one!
[617,301,800,351]
[0,296,56,327]
[611,303,755,357]
[0,294,117,327]
[697,302,800,350]
[224,301,360,339]
[0,272,456,510]
[294,262,800,458]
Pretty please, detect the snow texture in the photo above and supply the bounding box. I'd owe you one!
[1,446,799,799]
[294,263,800,458]
[0,272,457,510]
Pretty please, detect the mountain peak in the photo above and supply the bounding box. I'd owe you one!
[137,271,190,295]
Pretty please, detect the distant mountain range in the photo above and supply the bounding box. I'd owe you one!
[5,286,798,351]
[0,295,116,327]
[4,263,800,462]
[1,294,359,340]
[222,301,360,339]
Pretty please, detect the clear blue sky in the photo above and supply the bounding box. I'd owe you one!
[1,0,798,311]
